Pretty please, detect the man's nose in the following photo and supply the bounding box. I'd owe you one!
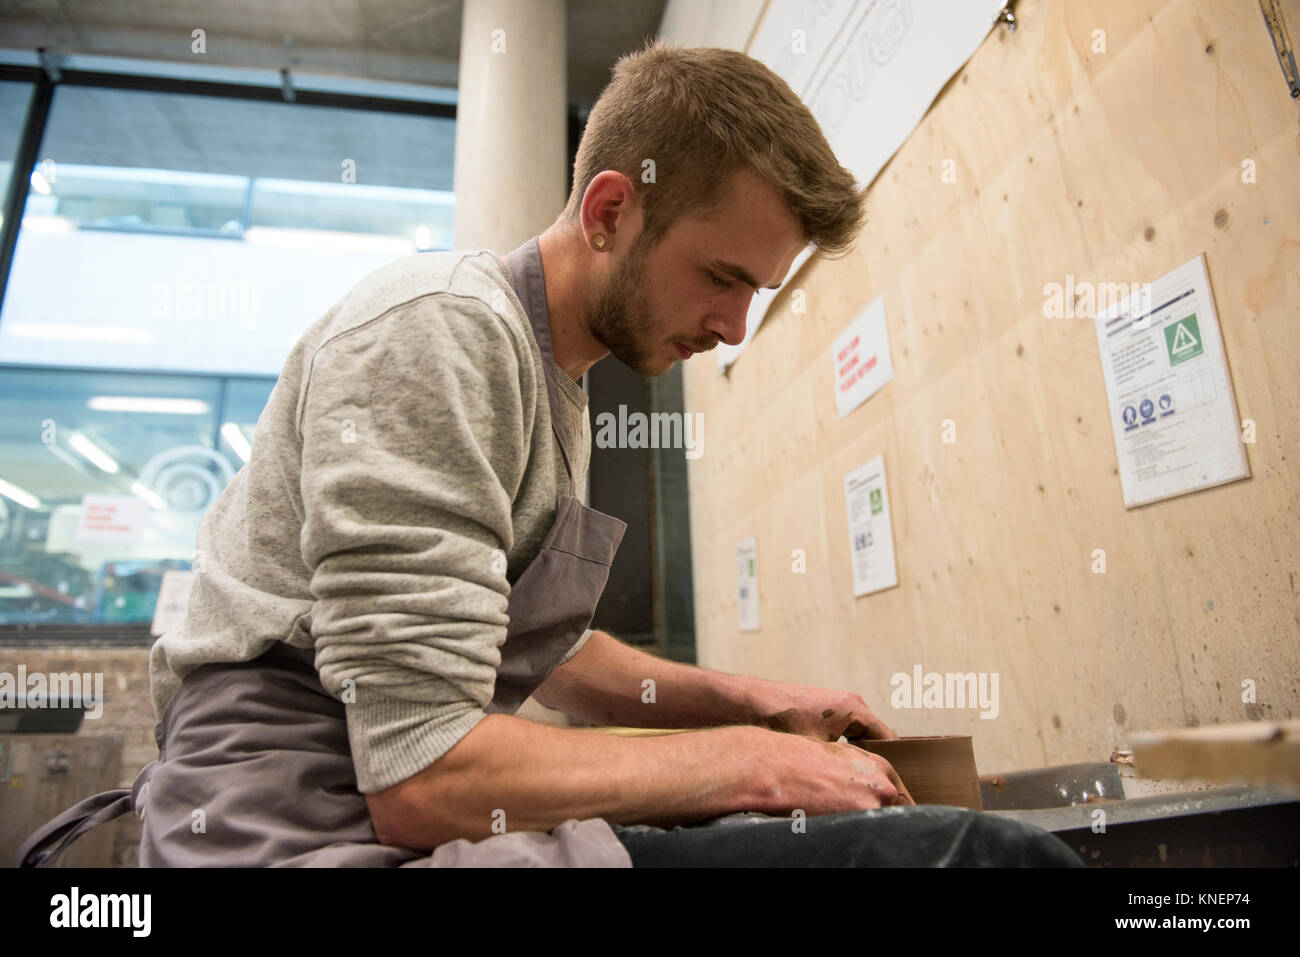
[708,300,750,347]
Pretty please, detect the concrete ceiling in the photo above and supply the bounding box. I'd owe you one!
[0,0,667,105]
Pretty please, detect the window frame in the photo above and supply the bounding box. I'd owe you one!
[0,60,584,643]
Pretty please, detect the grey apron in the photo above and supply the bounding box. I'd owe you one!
[15,237,632,867]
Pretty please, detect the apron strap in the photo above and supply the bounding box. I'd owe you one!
[14,758,156,867]
[503,236,579,499]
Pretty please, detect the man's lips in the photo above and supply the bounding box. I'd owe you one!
[675,342,700,359]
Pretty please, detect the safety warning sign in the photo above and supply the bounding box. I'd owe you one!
[1093,254,1249,508]
[1165,313,1204,366]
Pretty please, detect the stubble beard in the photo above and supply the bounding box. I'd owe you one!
[585,236,673,378]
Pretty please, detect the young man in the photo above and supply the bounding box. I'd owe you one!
[18,40,1081,868]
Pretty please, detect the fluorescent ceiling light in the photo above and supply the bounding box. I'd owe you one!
[131,480,167,511]
[221,422,252,463]
[7,323,154,343]
[49,165,249,189]
[16,215,74,235]
[29,169,52,194]
[253,178,455,205]
[69,432,120,474]
[0,478,41,509]
[88,396,211,415]
[243,226,416,256]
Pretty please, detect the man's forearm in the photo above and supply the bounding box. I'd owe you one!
[369,714,781,849]
[534,629,766,728]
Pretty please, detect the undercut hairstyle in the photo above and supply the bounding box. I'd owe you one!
[559,38,867,258]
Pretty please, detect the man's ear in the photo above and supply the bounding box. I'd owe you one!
[582,170,642,248]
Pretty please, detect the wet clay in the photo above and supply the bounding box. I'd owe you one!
[849,735,983,810]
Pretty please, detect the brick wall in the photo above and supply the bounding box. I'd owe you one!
[1,644,152,867]
[2,642,575,867]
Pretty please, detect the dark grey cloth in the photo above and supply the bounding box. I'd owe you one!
[611,808,1086,867]
[129,640,631,866]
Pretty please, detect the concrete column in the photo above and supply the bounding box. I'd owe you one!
[454,0,567,252]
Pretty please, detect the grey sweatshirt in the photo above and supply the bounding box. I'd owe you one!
[149,247,592,794]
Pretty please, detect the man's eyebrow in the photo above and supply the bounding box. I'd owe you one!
[712,259,782,290]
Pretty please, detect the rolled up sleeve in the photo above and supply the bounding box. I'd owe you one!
[297,295,537,793]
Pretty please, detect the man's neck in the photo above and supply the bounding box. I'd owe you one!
[536,224,610,382]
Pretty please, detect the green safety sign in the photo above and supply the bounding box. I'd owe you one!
[1164,313,1204,366]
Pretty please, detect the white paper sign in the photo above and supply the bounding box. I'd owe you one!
[833,295,894,417]
[1093,254,1249,509]
[845,454,898,596]
[736,538,760,632]
[151,570,196,636]
[719,0,1005,372]
[75,494,148,544]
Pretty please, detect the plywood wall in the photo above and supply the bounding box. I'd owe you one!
[673,0,1300,773]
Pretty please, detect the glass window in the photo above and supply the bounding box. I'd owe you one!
[0,86,455,376]
[0,80,33,221]
[0,80,453,632]
[0,367,274,626]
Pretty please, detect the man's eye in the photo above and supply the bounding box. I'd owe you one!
[709,272,734,290]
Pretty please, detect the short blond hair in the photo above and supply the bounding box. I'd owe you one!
[560,38,866,257]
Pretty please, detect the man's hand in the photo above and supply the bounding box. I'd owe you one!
[750,682,899,743]
[758,728,915,810]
